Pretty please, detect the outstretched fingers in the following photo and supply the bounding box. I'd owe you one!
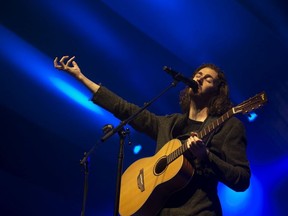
[54,57,61,69]
[54,56,75,70]
[66,56,75,66]
[59,55,70,69]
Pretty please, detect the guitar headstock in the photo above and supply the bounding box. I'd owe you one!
[233,91,268,114]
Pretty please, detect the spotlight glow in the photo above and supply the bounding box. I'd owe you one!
[0,25,114,122]
[218,175,263,216]
[49,76,103,114]
[133,145,142,154]
[248,112,258,122]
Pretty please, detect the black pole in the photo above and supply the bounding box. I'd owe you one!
[113,128,129,216]
[80,152,89,216]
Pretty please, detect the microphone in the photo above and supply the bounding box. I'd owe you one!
[163,66,198,93]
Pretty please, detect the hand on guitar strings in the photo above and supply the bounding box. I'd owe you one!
[186,132,209,161]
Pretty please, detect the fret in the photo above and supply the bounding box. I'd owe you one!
[207,125,211,133]
[167,155,172,164]
[203,128,207,137]
[199,131,203,139]
[176,148,180,157]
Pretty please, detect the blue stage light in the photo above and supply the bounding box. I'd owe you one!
[133,145,142,154]
[0,25,117,125]
[49,76,103,114]
[248,112,258,122]
[218,175,263,216]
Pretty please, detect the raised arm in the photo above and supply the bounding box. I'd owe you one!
[54,55,100,94]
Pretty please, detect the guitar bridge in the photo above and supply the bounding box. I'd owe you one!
[137,168,145,192]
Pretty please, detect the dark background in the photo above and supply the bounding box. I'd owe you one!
[1,0,288,215]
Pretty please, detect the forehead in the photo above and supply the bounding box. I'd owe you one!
[196,67,218,79]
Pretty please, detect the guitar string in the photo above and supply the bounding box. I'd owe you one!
[166,109,234,165]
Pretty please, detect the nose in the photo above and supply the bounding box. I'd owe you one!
[195,77,203,85]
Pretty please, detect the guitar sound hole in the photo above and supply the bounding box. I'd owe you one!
[154,157,168,175]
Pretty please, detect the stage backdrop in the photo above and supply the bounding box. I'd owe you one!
[1,1,288,215]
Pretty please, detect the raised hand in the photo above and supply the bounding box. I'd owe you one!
[54,56,82,79]
[54,55,100,93]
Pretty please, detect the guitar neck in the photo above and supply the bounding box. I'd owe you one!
[166,90,267,165]
[167,108,235,164]
[198,108,235,139]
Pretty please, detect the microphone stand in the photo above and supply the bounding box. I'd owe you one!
[79,79,179,216]
[80,152,89,216]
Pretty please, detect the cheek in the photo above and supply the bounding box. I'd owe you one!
[209,85,219,96]
[204,83,217,93]
[203,82,213,89]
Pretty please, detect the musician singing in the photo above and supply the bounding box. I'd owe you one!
[54,56,251,216]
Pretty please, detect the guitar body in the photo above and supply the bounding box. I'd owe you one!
[119,139,194,216]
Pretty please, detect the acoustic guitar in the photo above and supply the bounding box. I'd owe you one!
[119,91,267,216]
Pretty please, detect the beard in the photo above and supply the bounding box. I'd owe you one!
[189,87,217,106]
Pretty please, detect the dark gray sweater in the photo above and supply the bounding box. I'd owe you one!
[92,86,251,216]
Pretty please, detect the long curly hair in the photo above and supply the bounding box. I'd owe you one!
[179,63,233,116]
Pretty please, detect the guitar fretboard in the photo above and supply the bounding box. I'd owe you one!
[198,109,234,139]
[167,108,234,164]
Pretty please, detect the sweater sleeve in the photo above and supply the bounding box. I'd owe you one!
[91,86,160,139]
[206,118,251,192]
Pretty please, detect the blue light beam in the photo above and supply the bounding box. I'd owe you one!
[0,25,104,116]
[218,175,263,216]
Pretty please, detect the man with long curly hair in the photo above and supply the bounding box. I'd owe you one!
[54,56,250,216]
